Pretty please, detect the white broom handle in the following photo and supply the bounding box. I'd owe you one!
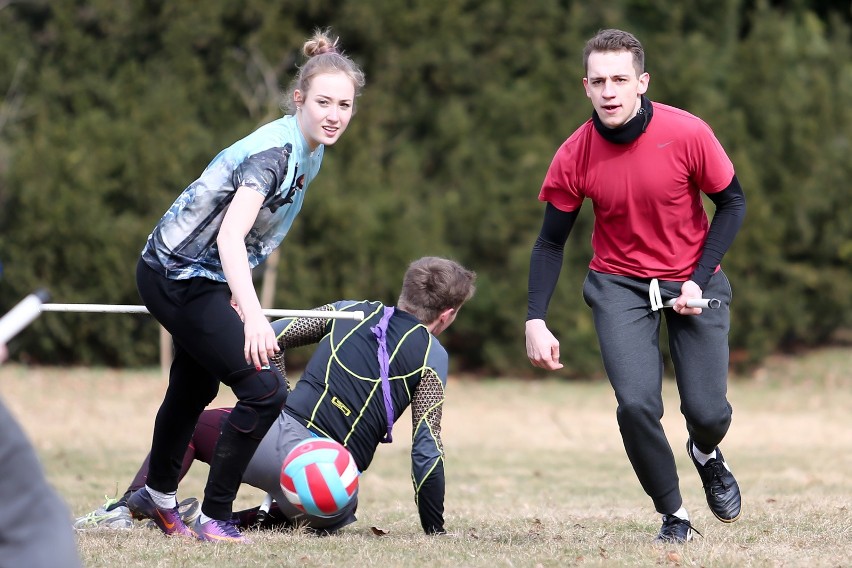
[255,493,274,524]
[663,298,721,310]
[0,289,51,344]
[42,303,364,321]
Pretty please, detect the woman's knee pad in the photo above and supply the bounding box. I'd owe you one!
[225,367,288,439]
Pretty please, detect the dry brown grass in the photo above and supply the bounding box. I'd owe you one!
[1,347,850,567]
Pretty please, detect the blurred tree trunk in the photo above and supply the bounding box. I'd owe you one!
[260,249,280,309]
[159,327,171,380]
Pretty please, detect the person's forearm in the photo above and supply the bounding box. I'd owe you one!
[218,186,266,317]
[218,233,262,317]
[691,176,746,289]
[527,238,564,321]
[527,203,577,320]
[416,471,445,534]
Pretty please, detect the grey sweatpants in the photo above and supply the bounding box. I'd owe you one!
[582,269,734,514]
[243,412,359,532]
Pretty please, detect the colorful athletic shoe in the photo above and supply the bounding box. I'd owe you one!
[126,487,195,537]
[143,497,201,531]
[655,514,702,544]
[687,439,742,523]
[194,516,250,543]
[73,497,133,530]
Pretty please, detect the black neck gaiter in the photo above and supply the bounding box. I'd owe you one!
[592,95,653,144]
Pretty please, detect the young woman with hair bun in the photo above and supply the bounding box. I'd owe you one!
[129,29,365,543]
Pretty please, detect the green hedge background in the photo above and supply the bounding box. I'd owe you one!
[1,0,850,376]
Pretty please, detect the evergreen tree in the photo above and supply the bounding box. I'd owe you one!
[0,0,849,374]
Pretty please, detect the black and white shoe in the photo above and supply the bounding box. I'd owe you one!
[687,438,742,523]
[655,514,701,543]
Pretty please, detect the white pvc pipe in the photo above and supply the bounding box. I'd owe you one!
[0,290,51,344]
[41,303,364,321]
[649,279,721,311]
[663,298,721,310]
[255,493,274,524]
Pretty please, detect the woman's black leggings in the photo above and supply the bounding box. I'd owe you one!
[135,258,288,520]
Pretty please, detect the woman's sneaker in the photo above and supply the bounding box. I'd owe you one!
[73,497,133,530]
[194,516,250,543]
[126,487,195,538]
[143,497,201,531]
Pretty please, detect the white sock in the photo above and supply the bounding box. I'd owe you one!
[691,445,717,465]
[672,506,689,521]
[145,485,177,509]
[199,513,212,524]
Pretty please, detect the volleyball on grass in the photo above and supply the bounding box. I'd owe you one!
[280,437,359,517]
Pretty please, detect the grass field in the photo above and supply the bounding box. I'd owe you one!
[1,347,850,567]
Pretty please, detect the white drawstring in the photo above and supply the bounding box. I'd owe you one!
[649,278,664,311]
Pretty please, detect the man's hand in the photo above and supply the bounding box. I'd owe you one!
[525,319,563,370]
[672,280,704,316]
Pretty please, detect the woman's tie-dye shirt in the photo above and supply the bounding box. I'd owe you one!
[141,115,323,281]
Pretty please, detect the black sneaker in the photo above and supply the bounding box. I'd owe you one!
[687,439,742,523]
[655,514,701,543]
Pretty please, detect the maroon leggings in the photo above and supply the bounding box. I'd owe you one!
[124,408,230,499]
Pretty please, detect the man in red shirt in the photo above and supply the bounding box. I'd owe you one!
[525,28,745,543]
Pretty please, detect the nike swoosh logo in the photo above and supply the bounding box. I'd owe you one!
[658,141,674,148]
[157,510,176,530]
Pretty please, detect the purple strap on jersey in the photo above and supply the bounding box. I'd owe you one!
[371,306,395,443]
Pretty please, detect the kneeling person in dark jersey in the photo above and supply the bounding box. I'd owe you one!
[75,256,475,535]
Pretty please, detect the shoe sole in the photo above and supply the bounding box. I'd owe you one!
[712,508,742,523]
[74,520,134,531]
[178,498,201,525]
[193,519,250,543]
[196,533,249,543]
[655,535,691,544]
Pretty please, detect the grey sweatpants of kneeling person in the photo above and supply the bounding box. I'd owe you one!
[242,411,359,533]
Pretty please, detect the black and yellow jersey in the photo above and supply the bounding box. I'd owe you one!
[271,299,448,533]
